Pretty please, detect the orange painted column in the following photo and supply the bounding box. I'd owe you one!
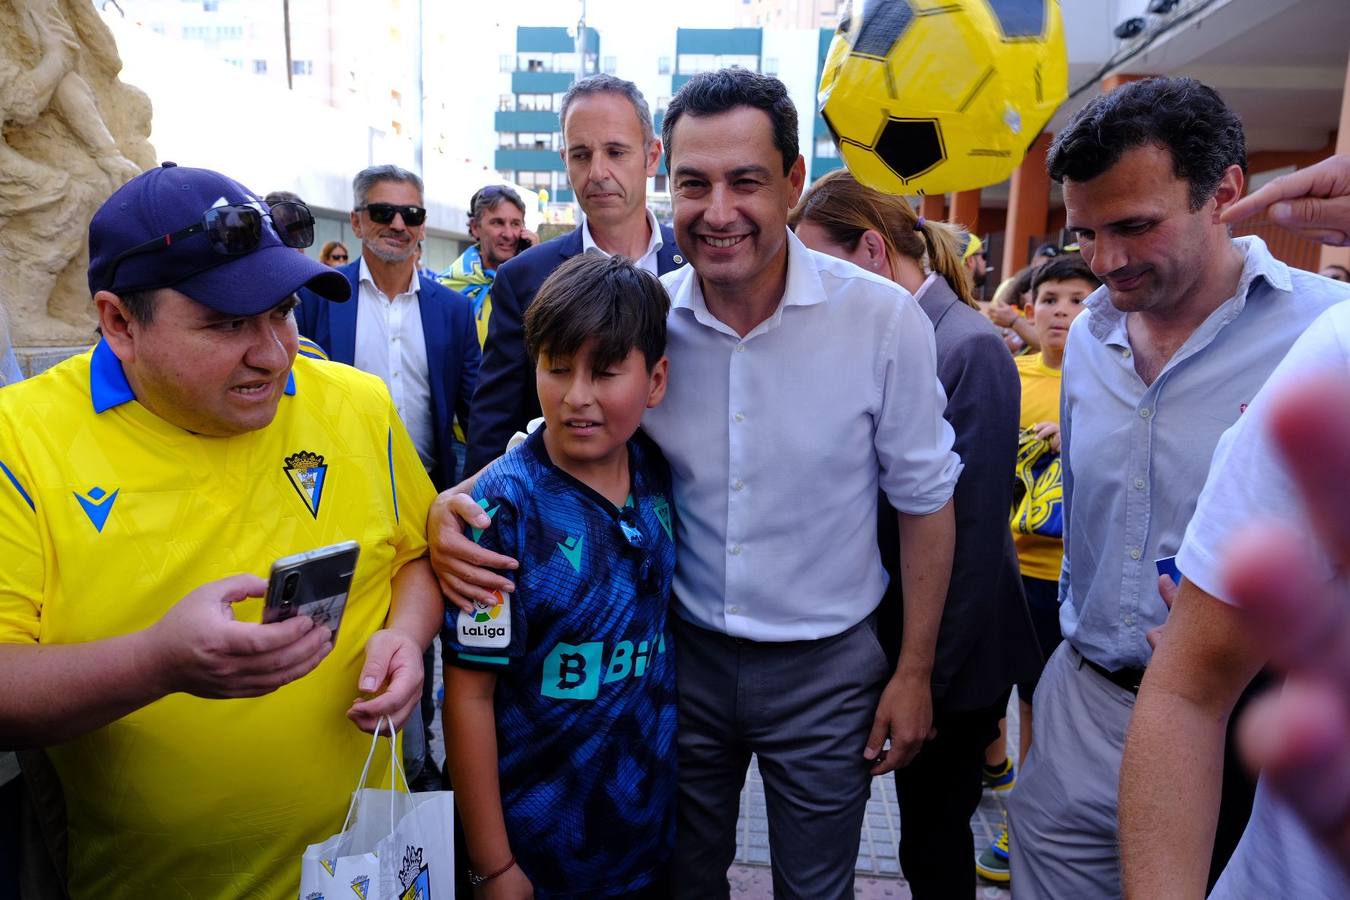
[920,194,946,221]
[950,189,982,231]
[1001,133,1052,276]
[1320,52,1350,271]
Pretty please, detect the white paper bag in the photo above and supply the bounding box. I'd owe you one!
[299,718,455,900]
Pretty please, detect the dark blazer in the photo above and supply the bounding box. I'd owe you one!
[877,276,1043,712]
[466,223,685,472]
[295,260,481,491]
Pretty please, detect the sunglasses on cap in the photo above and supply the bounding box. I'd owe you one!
[618,505,661,596]
[356,202,428,226]
[104,200,316,289]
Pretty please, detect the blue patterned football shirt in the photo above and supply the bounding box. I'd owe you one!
[442,426,677,898]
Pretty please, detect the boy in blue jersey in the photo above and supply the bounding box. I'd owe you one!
[442,252,677,898]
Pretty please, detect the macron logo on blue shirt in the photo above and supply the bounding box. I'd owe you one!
[74,486,119,533]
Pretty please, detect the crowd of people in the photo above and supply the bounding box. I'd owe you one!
[2,64,1350,900]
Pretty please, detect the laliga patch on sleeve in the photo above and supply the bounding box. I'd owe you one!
[457,592,511,648]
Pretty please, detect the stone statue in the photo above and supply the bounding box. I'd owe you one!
[2,0,154,349]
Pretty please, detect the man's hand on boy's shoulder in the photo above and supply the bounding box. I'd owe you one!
[429,488,520,613]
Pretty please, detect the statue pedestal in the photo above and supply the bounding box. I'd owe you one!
[13,344,94,380]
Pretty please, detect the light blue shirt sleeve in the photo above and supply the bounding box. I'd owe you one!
[0,348,21,387]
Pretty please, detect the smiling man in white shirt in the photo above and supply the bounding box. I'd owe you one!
[430,68,960,899]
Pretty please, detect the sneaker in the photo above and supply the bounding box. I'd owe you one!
[982,757,1016,792]
[976,828,1011,884]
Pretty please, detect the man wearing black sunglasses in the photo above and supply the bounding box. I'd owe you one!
[0,163,445,899]
[295,163,480,796]
[296,164,479,494]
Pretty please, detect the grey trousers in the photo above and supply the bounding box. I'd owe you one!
[1007,642,1136,900]
[671,614,891,900]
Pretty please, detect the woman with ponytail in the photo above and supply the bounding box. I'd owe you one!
[789,169,1041,898]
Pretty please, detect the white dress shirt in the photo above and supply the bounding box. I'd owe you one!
[644,229,960,642]
[353,258,435,471]
[1059,236,1347,670]
[580,208,664,275]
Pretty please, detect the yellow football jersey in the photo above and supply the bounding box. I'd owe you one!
[0,345,436,899]
[1012,352,1064,581]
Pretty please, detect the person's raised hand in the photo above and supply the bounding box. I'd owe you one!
[148,573,332,699]
[990,303,1021,328]
[1221,373,1350,869]
[347,628,424,732]
[427,489,518,614]
[1221,155,1350,246]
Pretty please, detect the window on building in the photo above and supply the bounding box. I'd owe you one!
[498,94,513,111]
[763,57,778,76]
[291,60,313,76]
[653,174,668,193]
[252,59,267,74]
[516,171,552,191]
[656,96,671,114]
[500,54,513,72]
[518,93,555,112]
[815,137,839,159]
[603,56,617,74]
[658,56,671,75]
[202,0,219,10]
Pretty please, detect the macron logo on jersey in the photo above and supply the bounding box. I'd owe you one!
[74,486,119,533]
[557,534,584,573]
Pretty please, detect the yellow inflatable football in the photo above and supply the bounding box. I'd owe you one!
[818,0,1069,195]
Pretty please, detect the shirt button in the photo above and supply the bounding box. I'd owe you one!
[1130,548,1142,560]
[734,412,745,423]
[729,544,742,556]
[1139,408,1152,419]
[733,480,744,491]
[1123,613,1136,626]
[735,344,746,353]
[729,606,741,615]
[1134,478,1145,490]
[1123,349,1132,359]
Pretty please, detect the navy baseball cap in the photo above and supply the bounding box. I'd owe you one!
[88,162,350,315]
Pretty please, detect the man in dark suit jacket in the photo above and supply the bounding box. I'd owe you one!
[296,165,479,493]
[875,272,1043,897]
[467,74,686,472]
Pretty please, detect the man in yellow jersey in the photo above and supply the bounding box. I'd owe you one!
[0,163,443,899]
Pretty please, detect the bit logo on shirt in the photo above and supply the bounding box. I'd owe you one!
[284,450,328,518]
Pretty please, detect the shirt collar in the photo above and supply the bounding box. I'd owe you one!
[89,338,297,414]
[358,256,420,297]
[1082,235,1291,349]
[580,208,664,260]
[668,227,827,339]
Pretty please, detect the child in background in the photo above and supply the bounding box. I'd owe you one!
[978,254,1100,885]
[442,252,677,898]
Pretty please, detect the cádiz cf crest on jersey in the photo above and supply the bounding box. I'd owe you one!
[284,450,328,518]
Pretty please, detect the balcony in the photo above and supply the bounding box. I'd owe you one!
[495,109,560,133]
[512,70,574,95]
[494,148,567,173]
[675,28,762,57]
[517,26,577,54]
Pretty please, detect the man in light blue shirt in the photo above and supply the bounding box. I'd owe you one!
[1006,76,1348,898]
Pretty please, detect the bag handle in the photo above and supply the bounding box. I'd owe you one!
[338,715,413,838]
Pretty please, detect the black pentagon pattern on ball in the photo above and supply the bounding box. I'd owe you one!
[849,0,916,60]
[983,0,1047,39]
[872,117,946,182]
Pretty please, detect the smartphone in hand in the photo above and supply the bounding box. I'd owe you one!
[262,541,360,640]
